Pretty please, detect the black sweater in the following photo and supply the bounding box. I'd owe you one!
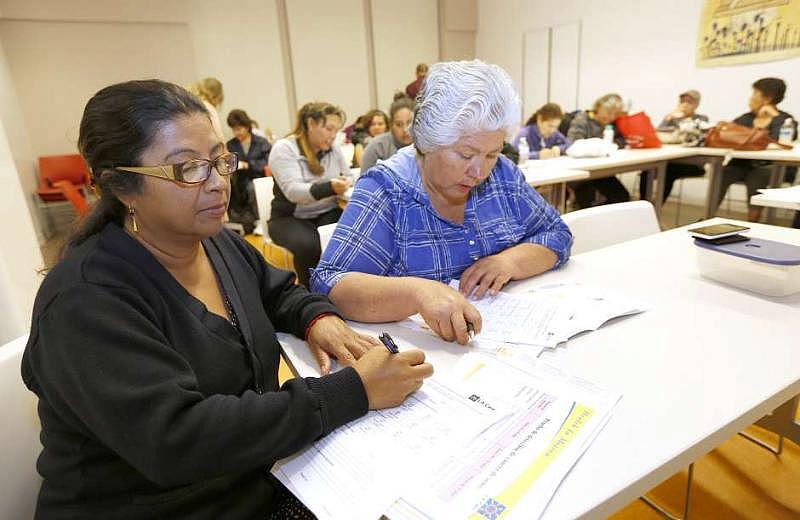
[21,224,368,519]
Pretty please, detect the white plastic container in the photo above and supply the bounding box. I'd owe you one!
[695,237,800,297]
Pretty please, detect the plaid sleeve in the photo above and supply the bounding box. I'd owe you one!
[510,166,573,268]
[310,176,398,295]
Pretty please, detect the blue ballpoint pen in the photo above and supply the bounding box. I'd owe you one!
[378,332,400,354]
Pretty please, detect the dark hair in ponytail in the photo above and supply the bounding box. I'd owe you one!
[66,79,208,254]
[524,102,564,127]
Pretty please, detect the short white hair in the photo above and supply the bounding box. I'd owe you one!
[412,60,521,154]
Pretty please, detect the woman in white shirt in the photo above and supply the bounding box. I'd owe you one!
[268,102,351,287]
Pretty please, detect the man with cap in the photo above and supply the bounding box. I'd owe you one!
[659,89,709,130]
[641,90,710,202]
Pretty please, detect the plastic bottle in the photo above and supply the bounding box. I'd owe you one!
[779,118,794,145]
[518,136,530,164]
[603,125,614,144]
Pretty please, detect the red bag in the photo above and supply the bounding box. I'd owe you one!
[615,112,662,148]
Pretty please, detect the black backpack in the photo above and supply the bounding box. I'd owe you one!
[558,110,581,136]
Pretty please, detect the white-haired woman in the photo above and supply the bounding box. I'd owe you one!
[311,60,572,345]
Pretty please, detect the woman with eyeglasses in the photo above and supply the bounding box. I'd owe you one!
[21,80,432,519]
[268,102,352,288]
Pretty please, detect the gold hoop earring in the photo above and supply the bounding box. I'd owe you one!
[128,205,139,233]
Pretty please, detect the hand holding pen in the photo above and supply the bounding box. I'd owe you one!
[409,278,482,345]
[352,332,433,409]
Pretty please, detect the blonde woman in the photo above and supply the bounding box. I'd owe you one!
[268,102,351,287]
[189,77,225,138]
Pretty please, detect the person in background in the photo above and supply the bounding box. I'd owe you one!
[715,77,797,221]
[360,96,415,171]
[268,102,352,287]
[405,63,428,99]
[351,109,389,167]
[226,109,271,234]
[566,93,630,209]
[22,79,431,519]
[642,90,710,201]
[189,77,224,139]
[311,60,572,345]
[513,103,572,160]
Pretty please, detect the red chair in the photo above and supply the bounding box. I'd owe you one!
[36,155,92,236]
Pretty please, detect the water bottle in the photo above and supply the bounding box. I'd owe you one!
[779,118,794,145]
[518,136,530,165]
[603,125,614,144]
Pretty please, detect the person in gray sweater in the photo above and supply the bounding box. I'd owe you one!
[360,95,415,172]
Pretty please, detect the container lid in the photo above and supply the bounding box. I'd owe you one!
[694,237,800,266]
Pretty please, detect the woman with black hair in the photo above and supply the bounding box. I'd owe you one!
[21,80,432,519]
[715,77,797,221]
[226,108,271,234]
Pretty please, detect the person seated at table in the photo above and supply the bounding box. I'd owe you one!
[405,62,428,99]
[566,93,631,209]
[226,109,271,234]
[268,102,352,287]
[513,102,572,160]
[351,109,389,167]
[641,90,709,202]
[311,60,573,345]
[360,96,415,171]
[21,79,432,519]
[715,78,797,222]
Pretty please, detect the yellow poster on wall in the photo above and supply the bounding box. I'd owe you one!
[697,0,800,67]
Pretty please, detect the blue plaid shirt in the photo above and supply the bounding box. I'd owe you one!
[310,146,572,295]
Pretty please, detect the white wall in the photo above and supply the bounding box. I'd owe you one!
[371,0,439,110]
[0,38,44,344]
[0,19,197,157]
[477,0,800,123]
[286,0,371,124]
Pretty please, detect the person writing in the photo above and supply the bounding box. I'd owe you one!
[311,60,572,346]
[513,103,572,160]
[22,80,432,519]
[268,102,352,287]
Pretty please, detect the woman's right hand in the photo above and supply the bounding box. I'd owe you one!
[353,348,433,409]
[331,177,350,195]
[413,279,482,345]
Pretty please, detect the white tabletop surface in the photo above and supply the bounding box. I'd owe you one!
[521,148,702,173]
[729,146,800,162]
[279,218,800,519]
[523,168,590,186]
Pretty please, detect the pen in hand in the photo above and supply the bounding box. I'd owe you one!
[466,321,475,341]
[378,332,400,354]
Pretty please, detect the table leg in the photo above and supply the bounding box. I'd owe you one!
[765,164,787,222]
[654,162,667,216]
[704,157,723,219]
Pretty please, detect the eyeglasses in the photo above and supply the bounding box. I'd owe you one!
[115,152,239,184]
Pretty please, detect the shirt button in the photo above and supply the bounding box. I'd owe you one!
[469,240,475,245]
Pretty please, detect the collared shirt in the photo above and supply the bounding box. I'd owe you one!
[512,124,572,159]
[310,145,573,295]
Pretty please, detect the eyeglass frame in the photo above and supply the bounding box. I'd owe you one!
[113,151,239,185]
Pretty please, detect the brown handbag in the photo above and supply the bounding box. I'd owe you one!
[705,121,792,150]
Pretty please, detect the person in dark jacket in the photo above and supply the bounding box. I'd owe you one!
[715,78,797,221]
[21,79,432,520]
[566,93,631,209]
[226,109,271,234]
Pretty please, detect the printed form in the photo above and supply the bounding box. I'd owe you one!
[273,377,507,520]
[388,353,621,520]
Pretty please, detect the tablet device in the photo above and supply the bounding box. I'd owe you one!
[688,223,749,240]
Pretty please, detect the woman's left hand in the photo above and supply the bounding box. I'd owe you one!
[306,315,382,374]
[459,253,520,300]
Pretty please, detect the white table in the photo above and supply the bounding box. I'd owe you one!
[522,168,590,211]
[750,189,800,211]
[522,148,706,218]
[279,218,800,519]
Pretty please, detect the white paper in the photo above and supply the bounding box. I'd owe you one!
[273,377,504,520]
[401,353,621,520]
